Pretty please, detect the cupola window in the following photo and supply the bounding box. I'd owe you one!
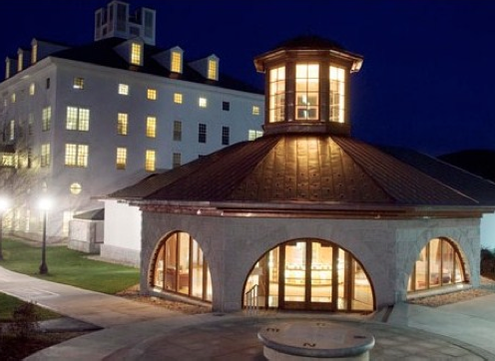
[330,66,346,123]
[295,64,319,121]
[269,66,285,123]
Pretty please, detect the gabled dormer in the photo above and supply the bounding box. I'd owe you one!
[114,38,144,67]
[189,54,220,81]
[17,48,31,72]
[5,57,15,79]
[254,35,363,136]
[31,38,69,65]
[153,46,184,74]
[95,1,156,46]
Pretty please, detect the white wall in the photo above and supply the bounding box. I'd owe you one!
[101,199,141,266]
[481,213,495,251]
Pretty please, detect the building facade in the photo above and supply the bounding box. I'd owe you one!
[0,1,264,241]
[106,35,495,313]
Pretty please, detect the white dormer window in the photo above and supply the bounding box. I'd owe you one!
[199,97,207,108]
[171,51,182,73]
[29,83,35,96]
[130,42,142,66]
[31,43,38,64]
[207,59,218,80]
[17,53,23,72]
[5,59,10,79]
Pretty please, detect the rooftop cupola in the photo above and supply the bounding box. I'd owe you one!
[254,35,363,136]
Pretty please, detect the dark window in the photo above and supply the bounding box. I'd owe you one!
[173,153,181,168]
[198,123,207,143]
[222,126,230,145]
[173,120,182,141]
[222,101,230,111]
[46,78,50,89]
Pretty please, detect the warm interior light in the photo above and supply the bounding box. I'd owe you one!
[39,197,52,211]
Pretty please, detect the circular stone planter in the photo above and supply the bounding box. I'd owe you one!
[258,321,375,360]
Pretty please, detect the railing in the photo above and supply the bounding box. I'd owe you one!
[245,284,259,315]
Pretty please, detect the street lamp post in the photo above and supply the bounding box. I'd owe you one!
[0,197,8,261]
[39,198,51,275]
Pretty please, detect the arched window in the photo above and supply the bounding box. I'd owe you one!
[244,239,374,312]
[150,231,212,302]
[408,238,467,292]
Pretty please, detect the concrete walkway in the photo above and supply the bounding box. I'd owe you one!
[1,266,495,360]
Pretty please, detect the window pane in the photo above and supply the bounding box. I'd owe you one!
[178,233,190,295]
[164,235,177,291]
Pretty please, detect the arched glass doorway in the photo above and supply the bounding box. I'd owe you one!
[408,238,468,292]
[150,231,212,302]
[244,239,374,312]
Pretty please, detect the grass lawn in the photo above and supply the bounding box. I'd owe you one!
[0,292,60,322]
[0,238,140,294]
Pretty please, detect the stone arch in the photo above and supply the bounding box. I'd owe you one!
[148,230,212,302]
[242,237,375,312]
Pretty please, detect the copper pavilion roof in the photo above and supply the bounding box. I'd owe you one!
[109,134,493,212]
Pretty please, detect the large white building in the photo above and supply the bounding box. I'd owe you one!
[0,1,264,241]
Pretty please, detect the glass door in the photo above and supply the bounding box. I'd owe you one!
[281,240,334,310]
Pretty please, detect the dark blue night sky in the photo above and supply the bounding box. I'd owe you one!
[1,0,494,156]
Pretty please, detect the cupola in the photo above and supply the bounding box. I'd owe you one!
[254,35,363,136]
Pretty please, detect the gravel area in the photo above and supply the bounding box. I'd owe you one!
[408,276,495,307]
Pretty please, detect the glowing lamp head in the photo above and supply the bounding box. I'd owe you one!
[38,197,52,211]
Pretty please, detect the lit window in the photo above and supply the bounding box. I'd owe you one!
[2,154,14,167]
[9,120,14,141]
[145,149,156,172]
[17,53,23,72]
[73,77,84,90]
[222,126,230,145]
[41,144,50,167]
[31,44,38,64]
[66,106,90,131]
[269,66,285,122]
[172,153,181,168]
[146,116,157,138]
[117,113,128,135]
[173,120,182,141]
[408,238,466,292]
[198,123,207,143]
[147,88,157,100]
[207,59,218,80]
[130,43,142,66]
[116,147,127,170]
[42,106,51,131]
[222,101,230,111]
[171,51,182,73]
[65,143,88,167]
[11,93,16,103]
[5,61,10,79]
[248,129,263,141]
[252,106,260,115]
[150,231,213,301]
[199,97,207,108]
[118,83,129,95]
[174,93,183,104]
[296,63,319,121]
[330,66,346,123]
[70,183,82,195]
[29,83,35,96]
